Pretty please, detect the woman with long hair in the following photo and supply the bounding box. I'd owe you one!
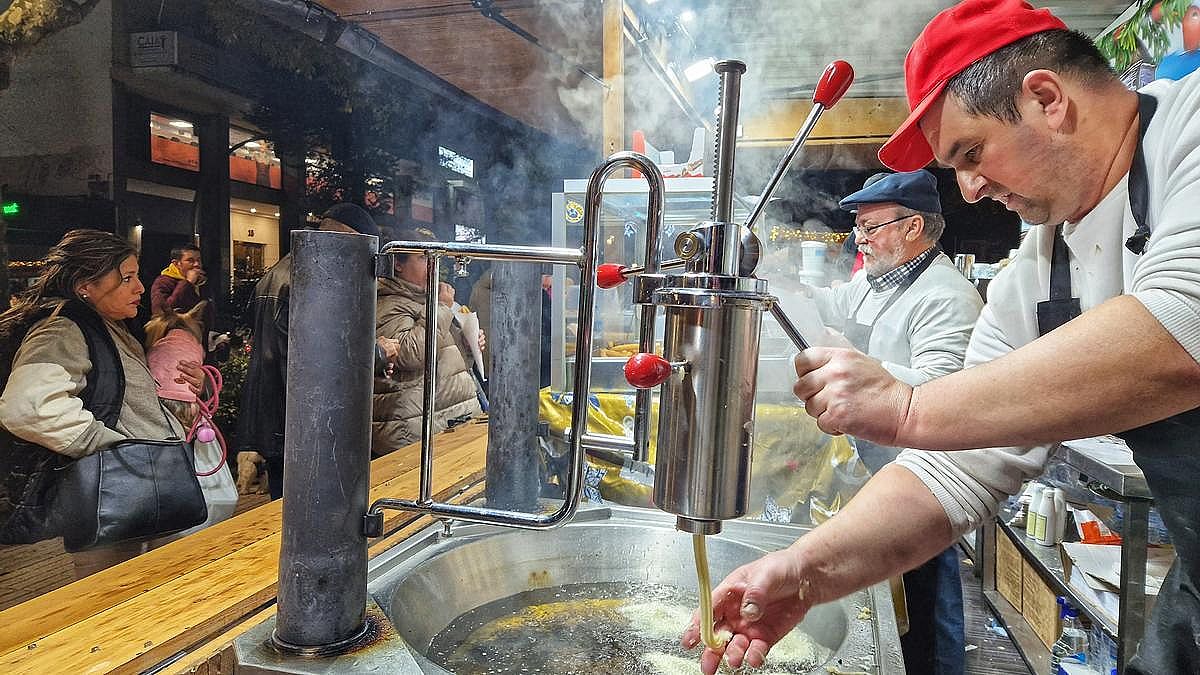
[0,229,204,578]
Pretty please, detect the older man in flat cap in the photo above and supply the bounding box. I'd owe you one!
[805,169,982,674]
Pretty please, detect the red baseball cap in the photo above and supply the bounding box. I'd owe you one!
[878,0,1067,171]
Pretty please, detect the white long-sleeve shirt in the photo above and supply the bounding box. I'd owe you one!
[896,70,1200,536]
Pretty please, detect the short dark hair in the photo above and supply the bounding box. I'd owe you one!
[945,29,1117,124]
[170,244,201,261]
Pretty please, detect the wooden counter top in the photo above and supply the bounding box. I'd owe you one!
[0,421,490,675]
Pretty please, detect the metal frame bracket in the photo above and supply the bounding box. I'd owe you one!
[374,253,395,279]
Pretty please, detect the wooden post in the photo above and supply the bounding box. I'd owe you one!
[602,0,624,157]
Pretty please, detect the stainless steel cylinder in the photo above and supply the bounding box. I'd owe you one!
[274,229,377,651]
[686,221,746,277]
[652,278,770,534]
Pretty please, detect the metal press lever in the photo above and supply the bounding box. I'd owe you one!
[746,60,854,350]
[769,304,811,351]
[743,60,855,232]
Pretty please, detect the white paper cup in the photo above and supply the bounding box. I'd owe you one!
[800,241,827,272]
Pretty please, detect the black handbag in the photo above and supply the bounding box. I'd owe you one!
[50,436,207,552]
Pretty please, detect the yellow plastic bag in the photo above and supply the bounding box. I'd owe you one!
[538,390,870,525]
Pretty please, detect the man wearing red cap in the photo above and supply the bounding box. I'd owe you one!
[686,1,1200,673]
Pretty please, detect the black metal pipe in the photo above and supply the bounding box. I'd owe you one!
[485,262,542,511]
[273,230,378,651]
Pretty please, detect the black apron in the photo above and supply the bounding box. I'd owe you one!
[1037,93,1200,674]
[844,250,940,353]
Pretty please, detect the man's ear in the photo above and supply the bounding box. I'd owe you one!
[906,214,926,242]
[1021,70,1070,133]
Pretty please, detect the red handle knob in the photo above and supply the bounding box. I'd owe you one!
[624,353,673,389]
[812,60,854,108]
[597,263,629,289]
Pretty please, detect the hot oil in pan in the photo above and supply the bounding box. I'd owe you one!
[427,582,831,674]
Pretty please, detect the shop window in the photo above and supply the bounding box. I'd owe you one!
[150,113,199,172]
[230,127,281,189]
[233,240,266,280]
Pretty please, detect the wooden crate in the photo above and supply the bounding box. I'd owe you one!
[1022,558,1062,649]
[995,528,1024,611]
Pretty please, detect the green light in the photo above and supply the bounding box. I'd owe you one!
[1,202,18,217]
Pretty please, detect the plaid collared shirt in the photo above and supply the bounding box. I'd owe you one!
[866,246,938,293]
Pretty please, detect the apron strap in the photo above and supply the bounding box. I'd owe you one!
[1048,225,1072,301]
[1125,92,1159,254]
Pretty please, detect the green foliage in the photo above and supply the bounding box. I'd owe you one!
[1097,0,1194,72]
[0,0,102,48]
[213,327,250,445]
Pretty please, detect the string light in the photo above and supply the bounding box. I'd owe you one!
[767,226,849,245]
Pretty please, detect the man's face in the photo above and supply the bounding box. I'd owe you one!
[919,92,1084,226]
[854,203,918,277]
[177,249,202,273]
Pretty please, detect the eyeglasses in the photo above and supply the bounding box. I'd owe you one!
[852,213,914,238]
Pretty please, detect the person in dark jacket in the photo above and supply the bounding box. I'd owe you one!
[237,204,399,499]
[150,244,206,315]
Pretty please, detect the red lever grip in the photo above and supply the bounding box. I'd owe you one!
[812,60,855,108]
[597,263,629,289]
[624,353,673,389]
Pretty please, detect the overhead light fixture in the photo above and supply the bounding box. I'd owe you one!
[684,58,715,82]
[168,119,193,129]
[680,9,696,23]
[274,212,281,217]
[244,141,261,149]
[249,207,257,214]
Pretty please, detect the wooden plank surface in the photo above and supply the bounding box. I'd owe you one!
[0,422,489,674]
[159,480,488,675]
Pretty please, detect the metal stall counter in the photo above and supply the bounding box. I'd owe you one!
[980,435,1157,673]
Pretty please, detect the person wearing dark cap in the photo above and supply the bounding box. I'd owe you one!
[237,203,398,499]
[688,2,1200,673]
[804,169,980,675]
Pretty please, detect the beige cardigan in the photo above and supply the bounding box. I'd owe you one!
[0,312,184,459]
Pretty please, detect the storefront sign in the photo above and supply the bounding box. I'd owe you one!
[129,31,218,80]
[1,201,20,217]
[438,145,474,178]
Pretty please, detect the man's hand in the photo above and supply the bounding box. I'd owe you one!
[438,281,455,308]
[377,336,401,377]
[185,267,206,286]
[476,329,486,352]
[792,347,912,444]
[174,360,205,397]
[681,549,814,675]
